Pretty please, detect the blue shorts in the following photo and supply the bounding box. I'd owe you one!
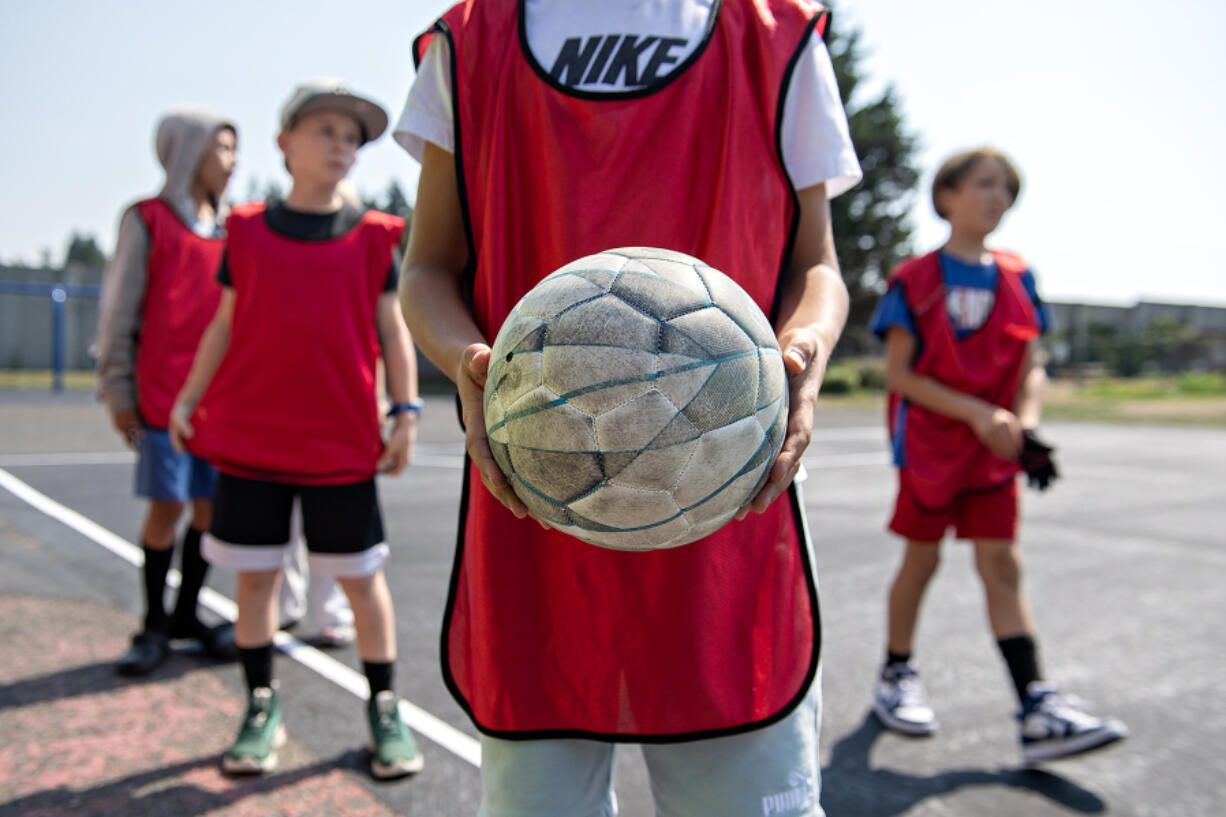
[134,428,218,502]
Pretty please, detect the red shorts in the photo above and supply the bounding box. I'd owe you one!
[888,471,1018,542]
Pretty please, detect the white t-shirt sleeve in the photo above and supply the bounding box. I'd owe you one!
[393,36,454,160]
[393,22,862,200]
[782,35,861,198]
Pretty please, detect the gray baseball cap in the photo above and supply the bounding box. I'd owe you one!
[279,80,389,145]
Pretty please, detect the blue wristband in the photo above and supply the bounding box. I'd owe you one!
[387,400,423,418]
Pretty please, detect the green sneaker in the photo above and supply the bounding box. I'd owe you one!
[222,687,286,774]
[367,691,424,779]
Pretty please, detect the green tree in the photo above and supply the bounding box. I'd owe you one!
[378,180,412,219]
[1085,321,1120,366]
[65,232,106,268]
[361,181,409,215]
[236,176,284,206]
[261,180,285,204]
[826,14,921,356]
[366,180,414,252]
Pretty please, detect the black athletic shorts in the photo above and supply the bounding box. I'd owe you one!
[210,473,384,554]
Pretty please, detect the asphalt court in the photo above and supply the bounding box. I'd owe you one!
[1,389,1224,816]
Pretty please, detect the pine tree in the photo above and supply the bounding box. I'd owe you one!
[378,180,411,219]
[64,232,106,268]
[826,15,921,356]
[372,180,413,251]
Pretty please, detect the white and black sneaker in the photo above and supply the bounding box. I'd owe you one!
[1019,682,1128,763]
[873,661,938,736]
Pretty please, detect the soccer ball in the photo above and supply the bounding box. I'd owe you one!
[483,247,788,551]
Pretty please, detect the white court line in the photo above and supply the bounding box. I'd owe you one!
[2,446,888,472]
[0,429,883,470]
[810,426,884,441]
[0,452,888,470]
[409,454,465,470]
[803,452,890,468]
[0,451,136,466]
[0,466,482,768]
[0,451,468,470]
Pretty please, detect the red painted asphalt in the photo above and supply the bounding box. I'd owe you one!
[0,595,403,817]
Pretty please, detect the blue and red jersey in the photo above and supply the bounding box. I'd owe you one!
[871,250,1046,508]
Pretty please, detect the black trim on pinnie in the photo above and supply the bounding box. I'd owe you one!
[434,1,826,744]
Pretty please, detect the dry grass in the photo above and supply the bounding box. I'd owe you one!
[0,369,96,390]
[819,377,1226,427]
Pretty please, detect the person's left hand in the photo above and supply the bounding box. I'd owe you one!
[109,407,144,450]
[168,401,195,454]
[377,415,417,475]
[737,327,827,519]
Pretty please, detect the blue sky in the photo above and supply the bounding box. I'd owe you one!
[2,0,1223,305]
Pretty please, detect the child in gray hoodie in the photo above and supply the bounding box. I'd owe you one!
[95,110,238,675]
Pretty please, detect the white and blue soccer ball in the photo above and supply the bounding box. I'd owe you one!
[483,247,788,551]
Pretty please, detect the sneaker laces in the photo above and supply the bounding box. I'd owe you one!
[882,664,929,708]
[882,662,917,682]
[896,675,928,708]
[1020,686,1108,731]
[372,693,403,736]
[244,689,275,729]
[1033,691,1101,730]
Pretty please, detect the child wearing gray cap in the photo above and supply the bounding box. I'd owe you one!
[170,81,424,780]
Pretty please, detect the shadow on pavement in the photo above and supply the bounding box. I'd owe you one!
[0,749,370,817]
[0,650,234,713]
[821,713,1106,815]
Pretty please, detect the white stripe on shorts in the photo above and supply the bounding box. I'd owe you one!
[202,533,390,577]
[308,543,390,578]
[202,533,289,572]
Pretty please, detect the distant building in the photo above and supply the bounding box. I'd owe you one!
[1046,300,1226,371]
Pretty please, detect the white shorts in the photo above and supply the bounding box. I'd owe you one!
[477,675,823,817]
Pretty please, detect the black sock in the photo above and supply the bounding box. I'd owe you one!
[886,650,911,666]
[141,544,174,633]
[171,528,209,632]
[364,660,395,697]
[997,634,1043,703]
[239,644,275,692]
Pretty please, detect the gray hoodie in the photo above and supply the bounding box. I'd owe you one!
[95,110,236,414]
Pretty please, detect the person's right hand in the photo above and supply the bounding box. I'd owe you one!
[168,401,195,454]
[457,343,531,519]
[972,405,1023,460]
[110,408,143,449]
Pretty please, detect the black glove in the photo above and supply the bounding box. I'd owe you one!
[1020,429,1059,491]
